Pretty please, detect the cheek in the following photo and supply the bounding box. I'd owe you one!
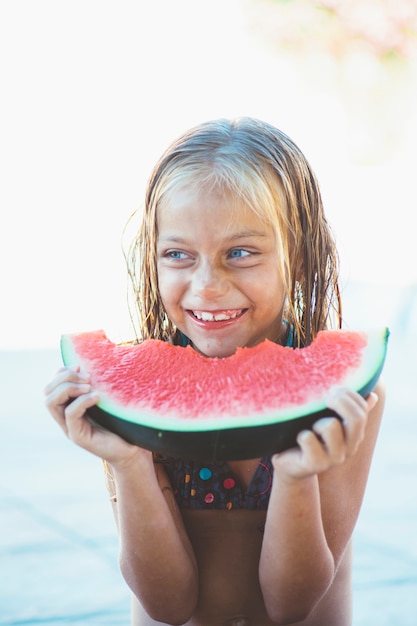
[157,266,182,304]
[156,264,169,306]
[156,267,169,303]
[245,270,286,305]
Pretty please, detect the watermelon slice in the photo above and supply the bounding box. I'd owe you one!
[61,328,389,461]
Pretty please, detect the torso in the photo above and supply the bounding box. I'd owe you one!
[131,506,352,625]
[131,325,352,625]
[131,457,353,626]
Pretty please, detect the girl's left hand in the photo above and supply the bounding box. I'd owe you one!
[272,388,379,480]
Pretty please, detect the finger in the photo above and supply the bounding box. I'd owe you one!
[64,392,109,450]
[45,380,93,412]
[366,391,379,412]
[44,367,90,396]
[64,391,100,429]
[312,417,346,465]
[296,428,330,473]
[326,388,368,455]
[45,381,93,433]
[327,387,368,412]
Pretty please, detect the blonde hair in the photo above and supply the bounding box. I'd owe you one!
[126,117,341,347]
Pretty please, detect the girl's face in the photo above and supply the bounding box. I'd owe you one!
[156,187,286,358]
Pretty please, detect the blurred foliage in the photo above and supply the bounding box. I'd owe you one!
[247,0,417,162]
[248,0,417,63]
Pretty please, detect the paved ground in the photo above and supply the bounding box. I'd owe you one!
[1,283,416,625]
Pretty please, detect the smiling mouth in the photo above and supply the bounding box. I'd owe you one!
[190,309,247,322]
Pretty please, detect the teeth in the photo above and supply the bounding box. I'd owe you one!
[193,310,242,321]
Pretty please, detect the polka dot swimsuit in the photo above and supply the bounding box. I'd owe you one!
[159,456,274,510]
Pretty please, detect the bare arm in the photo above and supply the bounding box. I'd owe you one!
[109,454,198,624]
[45,366,198,625]
[259,383,385,624]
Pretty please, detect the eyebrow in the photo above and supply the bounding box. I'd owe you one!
[158,230,268,244]
[229,230,268,240]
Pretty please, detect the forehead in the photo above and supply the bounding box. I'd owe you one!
[157,185,272,234]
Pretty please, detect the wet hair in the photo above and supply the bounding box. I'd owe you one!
[126,117,341,347]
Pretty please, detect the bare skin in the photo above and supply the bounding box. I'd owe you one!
[126,384,383,626]
[45,359,383,626]
[130,512,352,626]
[44,189,385,625]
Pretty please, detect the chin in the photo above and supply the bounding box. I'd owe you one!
[191,338,243,359]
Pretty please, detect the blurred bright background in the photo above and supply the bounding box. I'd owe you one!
[1,3,417,624]
[1,0,417,350]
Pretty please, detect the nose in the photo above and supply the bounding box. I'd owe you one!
[192,259,228,300]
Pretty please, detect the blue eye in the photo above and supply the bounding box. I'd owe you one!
[229,248,250,258]
[166,250,187,259]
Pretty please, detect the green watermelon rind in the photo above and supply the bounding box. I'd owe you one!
[61,328,389,458]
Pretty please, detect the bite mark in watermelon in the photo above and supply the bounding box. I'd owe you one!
[61,328,389,461]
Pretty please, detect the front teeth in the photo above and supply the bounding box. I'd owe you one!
[193,310,241,321]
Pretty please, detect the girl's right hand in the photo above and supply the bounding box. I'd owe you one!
[44,365,147,466]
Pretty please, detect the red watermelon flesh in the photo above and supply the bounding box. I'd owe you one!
[61,329,388,431]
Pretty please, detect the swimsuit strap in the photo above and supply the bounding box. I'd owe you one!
[284,320,294,347]
[176,330,191,347]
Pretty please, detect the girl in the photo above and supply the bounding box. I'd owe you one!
[44,117,384,626]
